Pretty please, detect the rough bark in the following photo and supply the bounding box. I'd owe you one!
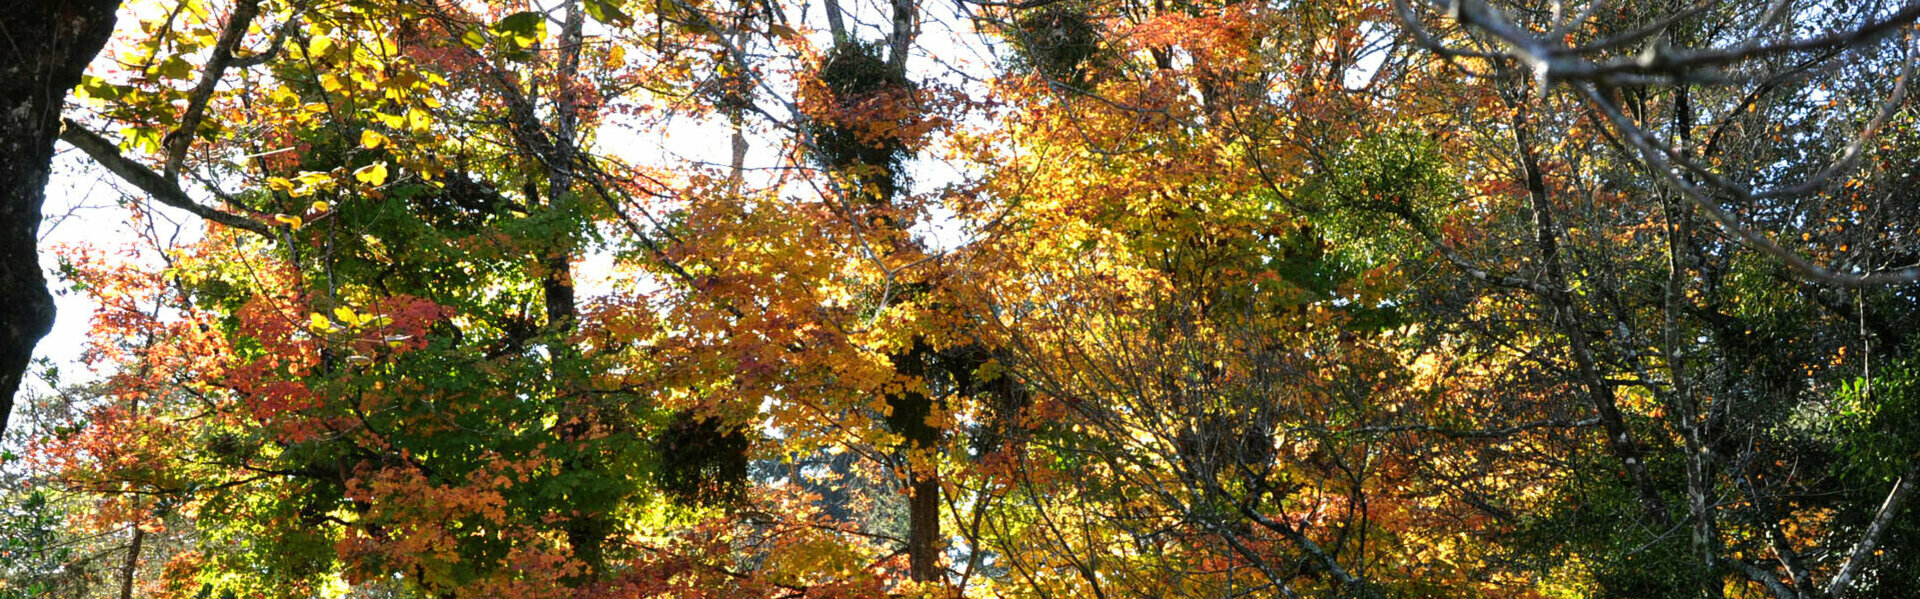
[0,0,123,435]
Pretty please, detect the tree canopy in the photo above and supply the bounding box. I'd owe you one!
[3,0,1918,598]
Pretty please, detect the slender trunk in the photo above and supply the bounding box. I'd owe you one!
[887,0,916,73]
[118,526,145,599]
[908,472,941,580]
[1667,84,1726,599]
[877,2,939,579]
[544,0,600,573]
[724,30,750,191]
[1512,110,1669,524]
[823,0,849,45]
[0,0,122,435]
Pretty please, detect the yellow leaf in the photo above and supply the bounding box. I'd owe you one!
[405,107,432,134]
[267,177,295,192]
[274,214,303,228]
[309,35,337,59]
[311,200,330,212]
[309,313,333,333]
[290,171,333,198]
[360,129,389,150]
[334,307,359,326]
[353,162,389,186]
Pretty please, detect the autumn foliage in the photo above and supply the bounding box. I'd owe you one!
[4,0,1919,598]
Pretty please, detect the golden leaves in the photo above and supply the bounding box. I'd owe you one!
[360,129,390,150]
[353,162,389,186]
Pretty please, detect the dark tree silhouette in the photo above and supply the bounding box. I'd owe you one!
[0,0,123,435]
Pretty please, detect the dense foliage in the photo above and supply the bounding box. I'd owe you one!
[4,0,1918,597]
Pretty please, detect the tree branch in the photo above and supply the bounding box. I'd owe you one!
[231,13,302,69]
[61,120,272,237]
[163,0,263,182]
[1577,83,1920,287]
[1827,466,1919,597]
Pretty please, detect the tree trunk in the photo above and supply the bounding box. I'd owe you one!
[117,525,145,599]
[885,343,943,582]
[0,0,122,435]
[907,471,941,581]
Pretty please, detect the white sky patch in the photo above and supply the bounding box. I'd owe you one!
[1344,22,1391,90]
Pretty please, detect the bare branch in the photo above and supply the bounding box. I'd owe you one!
[1730,558,1800,599]
[1293,416,1602,439]
[1577,83,1920,287]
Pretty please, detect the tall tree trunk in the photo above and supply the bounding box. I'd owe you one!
[884,343,943,581]
[543,0,605,575]
[0,0,122,435]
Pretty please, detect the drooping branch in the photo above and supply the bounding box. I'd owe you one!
[1237,504,1385,599]
[1386,203,1557,296]
[61,120,273,237]
[1397,0,1920,89]
[1397,0,1920,288]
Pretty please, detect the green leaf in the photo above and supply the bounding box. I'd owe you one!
[492,11,546,50]
[156,55,194,80]
[460,27,488,50]
[74,75,123,102]
[126,127,164,153]
[584,0,634,27]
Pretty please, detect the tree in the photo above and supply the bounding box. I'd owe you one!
[9,0,1919,597]
[0,0,122,436]
[1383,1,1920,596]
